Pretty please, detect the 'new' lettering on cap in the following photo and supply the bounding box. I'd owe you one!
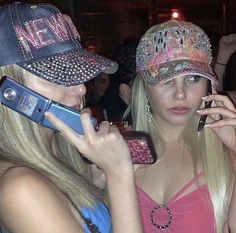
[0,2,118,86]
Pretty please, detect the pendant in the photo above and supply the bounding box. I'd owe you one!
[150,204,172,229]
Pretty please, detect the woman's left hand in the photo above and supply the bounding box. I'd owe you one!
[197,93,236,153]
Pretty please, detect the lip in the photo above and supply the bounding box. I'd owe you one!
[169,106,191,115]
[70,104,82,111]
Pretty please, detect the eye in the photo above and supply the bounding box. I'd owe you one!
[185,75,202,82]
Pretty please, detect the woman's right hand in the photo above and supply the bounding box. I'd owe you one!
[45,110,133,176]
[45,110,144,233]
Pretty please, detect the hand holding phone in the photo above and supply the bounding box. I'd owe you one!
[197,80,213,132]
[107,120,157,164]
[0,76,97,134]
[0,76,158,164]
[82,130,158,165]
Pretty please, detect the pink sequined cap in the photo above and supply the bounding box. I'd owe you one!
[136,20,216,86]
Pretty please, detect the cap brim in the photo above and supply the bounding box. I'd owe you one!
[141,59,217,86]
[17,49,118,86]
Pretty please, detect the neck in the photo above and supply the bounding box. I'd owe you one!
[153,115,186,144]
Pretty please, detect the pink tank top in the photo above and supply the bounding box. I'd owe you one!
[137,173,216,232]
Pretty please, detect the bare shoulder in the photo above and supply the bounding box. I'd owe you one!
[0,166,62,205]
[0,167,83,233]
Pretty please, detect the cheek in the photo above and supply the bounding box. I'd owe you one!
[43,87,62,99]
[147,90,168,114]
[47,87,67,102]
[35,85,66,102]
[27,76,66,101]
[188,86,206,108]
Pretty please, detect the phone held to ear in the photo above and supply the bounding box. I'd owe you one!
[0,76,158,164]
[197,80,213,132]
[0,76,97,134]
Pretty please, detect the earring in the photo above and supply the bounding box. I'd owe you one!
[145,95,152,122]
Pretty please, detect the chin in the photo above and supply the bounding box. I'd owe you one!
[167,115,194,127]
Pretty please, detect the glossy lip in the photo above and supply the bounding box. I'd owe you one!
[169,106,191,115]
[70,103,83,111]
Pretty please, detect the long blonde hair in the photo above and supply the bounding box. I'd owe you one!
[0,65,103,209]
[131,74,232,232]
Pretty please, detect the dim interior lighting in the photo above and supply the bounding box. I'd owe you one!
[172,11,179,19]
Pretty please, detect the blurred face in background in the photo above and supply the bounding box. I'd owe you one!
[93,73,110,97]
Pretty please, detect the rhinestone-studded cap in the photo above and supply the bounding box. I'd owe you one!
[21,49,117,86]
[136,20,216,86]
[0,2,118,86]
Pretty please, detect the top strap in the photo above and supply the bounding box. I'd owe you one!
[169,171,204,203]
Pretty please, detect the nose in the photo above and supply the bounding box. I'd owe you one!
[174,82,187,100]
[67,84,86,97]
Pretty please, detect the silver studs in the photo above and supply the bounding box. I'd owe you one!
[150,204,172,229]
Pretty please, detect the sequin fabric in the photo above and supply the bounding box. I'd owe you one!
[136,20,216,86]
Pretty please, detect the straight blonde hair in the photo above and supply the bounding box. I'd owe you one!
[0,65,103,210]
[131,74,232,233]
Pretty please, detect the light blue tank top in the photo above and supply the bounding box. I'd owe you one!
[81,201,112,233]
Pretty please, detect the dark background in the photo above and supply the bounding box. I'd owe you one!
[1,0,235,58]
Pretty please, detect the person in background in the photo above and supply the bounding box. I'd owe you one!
[214,33,236,104]
[86,73,110,107]
[0,2,143,233]
[131,19,236,232]
[99,37,138,124]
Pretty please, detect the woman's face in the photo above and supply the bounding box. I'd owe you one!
[26,74,86,110]
[146,75,208,128]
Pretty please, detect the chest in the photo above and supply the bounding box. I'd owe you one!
[135,157,215,232]
[135,155,198,204]
[137,184,215,233]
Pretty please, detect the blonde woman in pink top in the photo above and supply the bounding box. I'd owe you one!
[130,20,236,232]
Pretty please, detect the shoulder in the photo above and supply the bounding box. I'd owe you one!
[0,166,66,215]
[0,167,83,233]
[0,166,61,202]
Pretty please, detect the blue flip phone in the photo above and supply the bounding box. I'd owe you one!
[0,76,97,134]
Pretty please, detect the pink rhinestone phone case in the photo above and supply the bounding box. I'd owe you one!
[122,131,157,164]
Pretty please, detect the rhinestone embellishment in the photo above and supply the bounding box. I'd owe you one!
[150,204,172,229]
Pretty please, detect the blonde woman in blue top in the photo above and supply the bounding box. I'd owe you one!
[0,2,143,233]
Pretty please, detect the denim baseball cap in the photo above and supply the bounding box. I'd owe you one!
[0,2,118,86]
[136,20,216,86]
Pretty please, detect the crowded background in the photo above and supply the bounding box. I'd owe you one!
[1,0,236,121]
